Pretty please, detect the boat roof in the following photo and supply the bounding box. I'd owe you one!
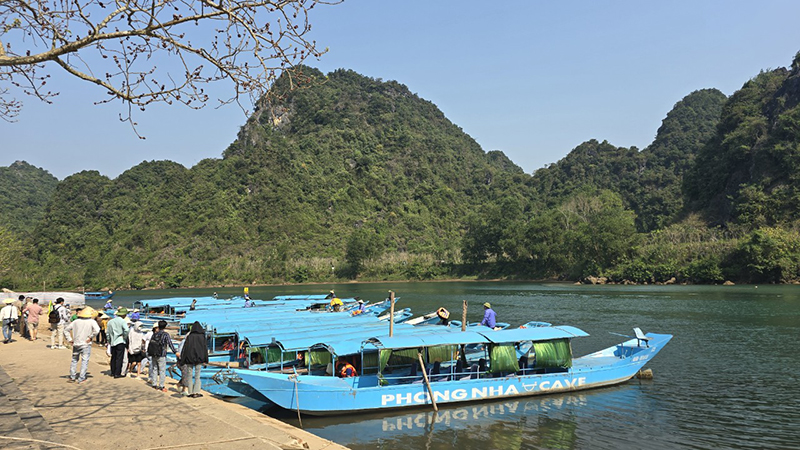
[364,325,589,351]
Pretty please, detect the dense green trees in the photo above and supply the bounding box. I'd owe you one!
[4,52,800,289]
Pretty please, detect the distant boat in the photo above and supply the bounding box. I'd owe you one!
[83,291,115,300]
[85,291,115,301]
[233,326,672,415]
[11,291,85,308]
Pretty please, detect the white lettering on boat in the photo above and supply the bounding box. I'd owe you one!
[380,378,585,406]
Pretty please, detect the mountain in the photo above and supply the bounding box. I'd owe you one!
[528,89,727,232]
[684,52,800,227]
[30,67,526,288]
[0,161,59,235]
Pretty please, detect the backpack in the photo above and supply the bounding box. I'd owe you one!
[147,333,164,357]
[48,306,61,324]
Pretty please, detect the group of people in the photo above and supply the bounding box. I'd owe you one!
[2,296,210,396]
[1,295,49,344]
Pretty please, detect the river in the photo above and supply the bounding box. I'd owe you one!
[107,281,800,449]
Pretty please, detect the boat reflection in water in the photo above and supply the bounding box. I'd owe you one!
[279,391,602,450]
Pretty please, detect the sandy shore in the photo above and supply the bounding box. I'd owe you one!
[0,328,347,450]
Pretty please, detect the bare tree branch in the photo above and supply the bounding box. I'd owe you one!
[0,0,341,127]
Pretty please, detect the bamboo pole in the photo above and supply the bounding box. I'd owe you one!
[418,351,438,412]
[461,299,467,332]
[388,291,395,337]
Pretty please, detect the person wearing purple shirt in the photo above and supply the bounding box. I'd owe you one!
[480,302,497,328]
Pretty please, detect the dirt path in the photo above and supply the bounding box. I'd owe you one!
[0,331,347,450]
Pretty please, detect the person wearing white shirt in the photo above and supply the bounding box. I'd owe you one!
[1,299,20,343]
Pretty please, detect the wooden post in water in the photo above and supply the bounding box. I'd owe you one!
[389,291,395,337]
[418,350,438,412]
[461,299,467,331]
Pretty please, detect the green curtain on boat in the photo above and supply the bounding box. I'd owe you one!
[249,347,267,364]
[266,346,283,364]
[362,351,379,374]
[388,348,419,366]
[532,339,572,369]
[428,345,458,363]
[308,349,332,366]
[283,351,297,361]
[379,349,392,373]
[489,344,520,373]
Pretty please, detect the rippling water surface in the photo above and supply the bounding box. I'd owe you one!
[109,282,800,450]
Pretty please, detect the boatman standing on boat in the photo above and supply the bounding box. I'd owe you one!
[481,302,497,329]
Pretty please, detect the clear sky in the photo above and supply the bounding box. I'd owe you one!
[2,0,800,180]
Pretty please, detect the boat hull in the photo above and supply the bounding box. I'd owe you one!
[235,333,672,415]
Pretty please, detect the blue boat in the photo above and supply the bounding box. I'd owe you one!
[233,326,672,415]
[85,290,114,300]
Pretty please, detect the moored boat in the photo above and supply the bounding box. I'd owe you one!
[233,326,672,415]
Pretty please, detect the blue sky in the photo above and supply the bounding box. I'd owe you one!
[2,0,800,179]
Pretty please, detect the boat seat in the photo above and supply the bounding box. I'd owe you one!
[633,327,651,347]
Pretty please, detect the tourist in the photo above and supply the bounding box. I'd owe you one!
[178,321,209,398]
[329,296,343,312]
[356,299,366,313]
[436,307,450,326]
[95,313,109,345]
[23,299,44,341]
[190,299,197,311]
[49,298,71,349]
[127,321,146,378]
[106,307,129,378]
[325,290,335,300]
[14,295,26,337]
[243,296,253,308]
[1,298,19,343]
[103,299,113,310]
[64,306,100,384]
[148,320,178,392]
[143,323,158,384]
[480,302,497,329]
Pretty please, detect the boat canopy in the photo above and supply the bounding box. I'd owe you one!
[365,325,588,351]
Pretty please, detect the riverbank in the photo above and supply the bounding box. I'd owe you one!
[0,331,347,450]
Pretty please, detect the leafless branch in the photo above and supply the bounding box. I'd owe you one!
[0,0,341,127]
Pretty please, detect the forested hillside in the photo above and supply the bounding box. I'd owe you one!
[465,51,800,284]
[4,52,800,289]
[21,68,528,289]
[0,161,59,235]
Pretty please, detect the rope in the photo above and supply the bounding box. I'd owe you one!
[0,435,84,450]
[292,376,303,428]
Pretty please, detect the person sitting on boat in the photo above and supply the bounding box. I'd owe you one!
[221,338,235,351]
[243,296,253,308]
[103,299,113,310]
[437,307,450,325]
[352,298,366,315]
[336,356,358,378]
[189,299,197,311]
[325,290,335,300]
[480,302,497,329]
[329,296,344,312]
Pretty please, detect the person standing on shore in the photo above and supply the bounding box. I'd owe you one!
[106,308,129,378]
[23,299,44,341]
[1,298,19,343]
[148,320,178,392]
[64,307,100,384]
[49,298,70,349]
[127,321,146,378]
[178,321,209,398]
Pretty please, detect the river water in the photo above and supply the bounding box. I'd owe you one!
[108,281,800,449]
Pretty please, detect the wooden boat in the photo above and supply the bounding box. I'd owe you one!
[233,326,672,415]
